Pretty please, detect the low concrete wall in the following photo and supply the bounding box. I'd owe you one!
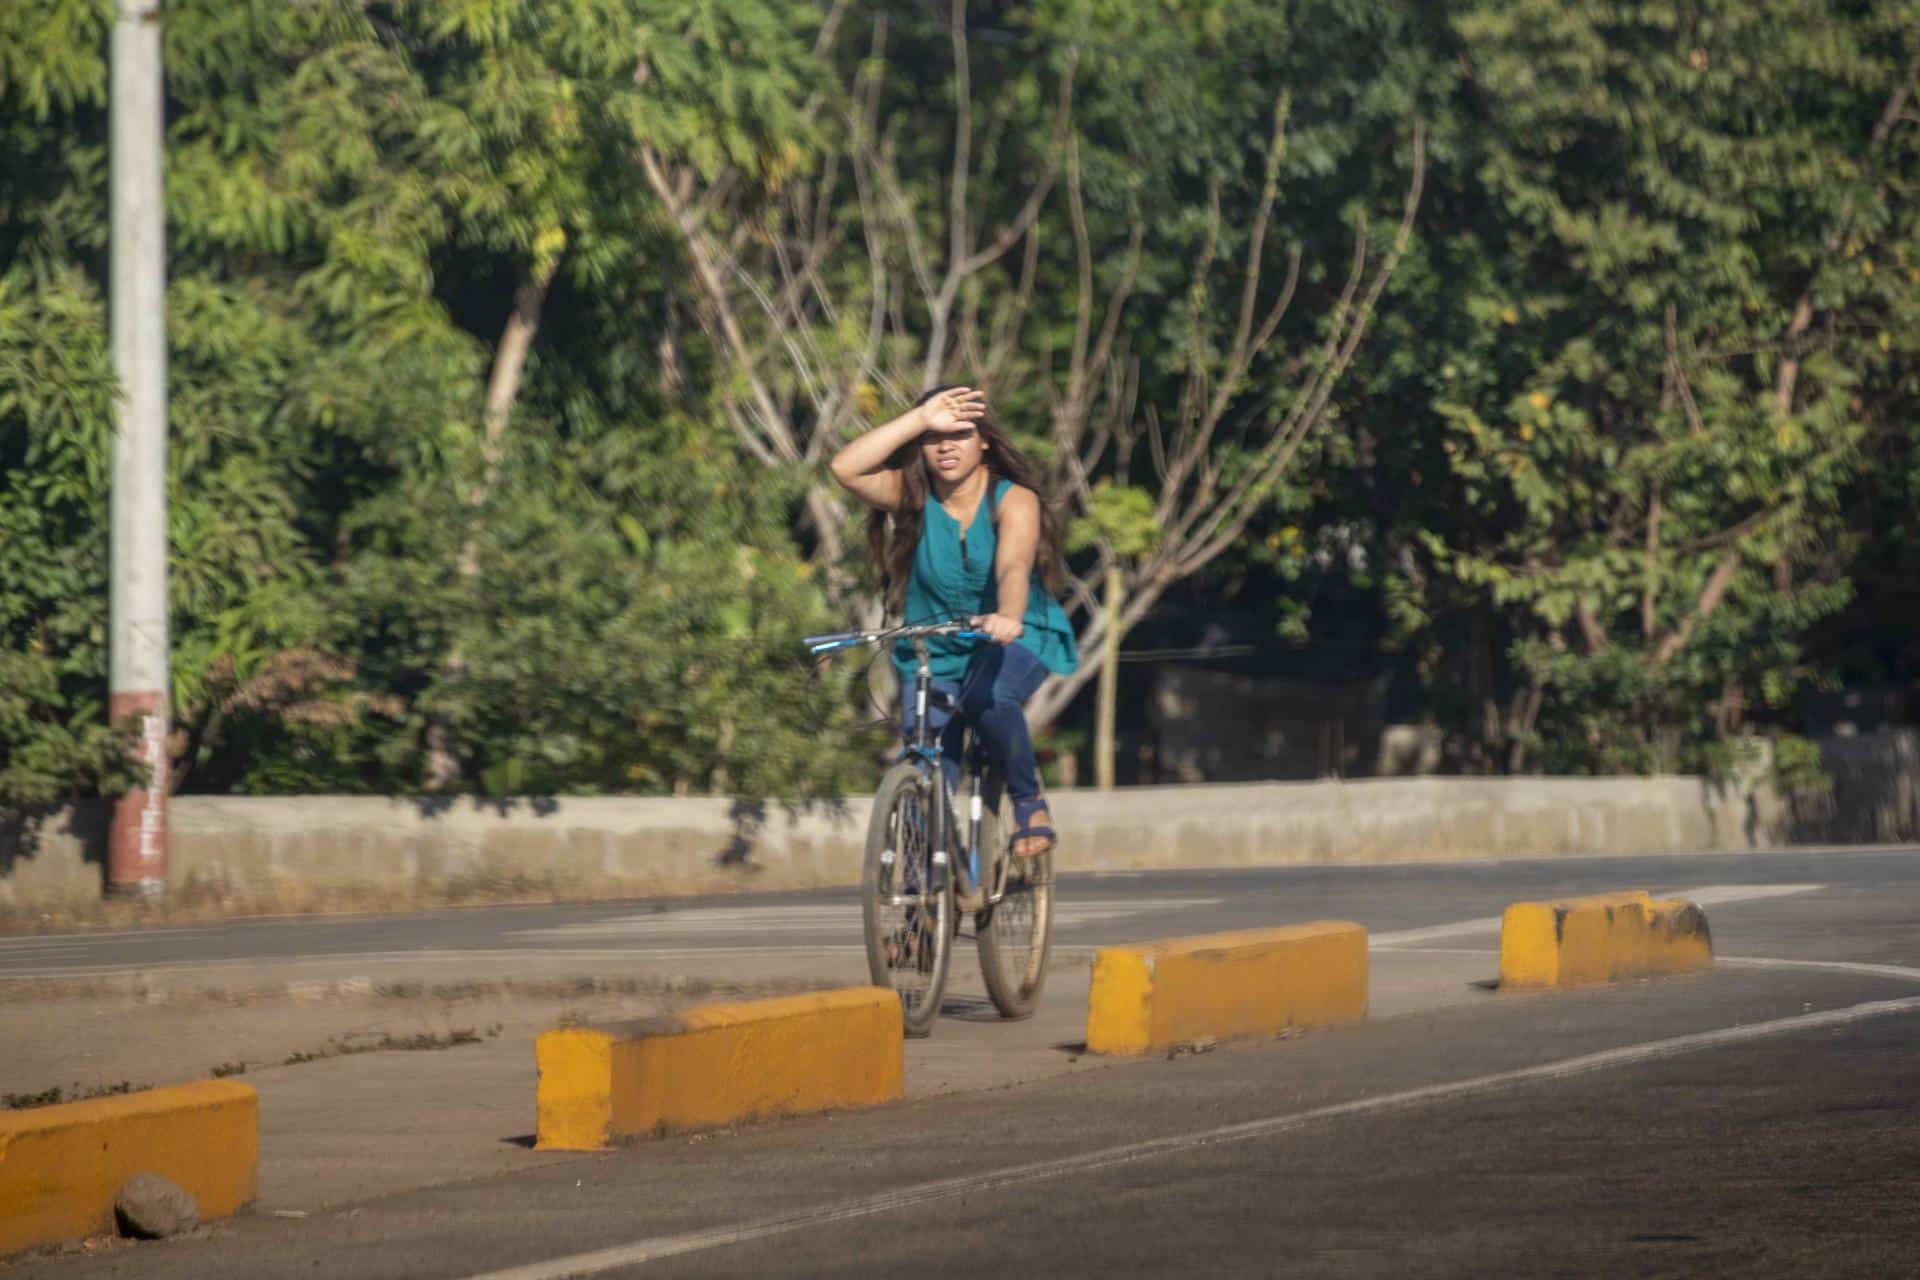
[1,773,1779,910]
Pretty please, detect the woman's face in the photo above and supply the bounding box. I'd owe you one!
[920,424,987,486]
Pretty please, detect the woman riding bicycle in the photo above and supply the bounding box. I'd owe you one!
[829,385,1078,858]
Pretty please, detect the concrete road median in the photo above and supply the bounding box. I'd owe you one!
[1499,890,1712,990]
[1085,922,1368,1056]
[0,1079,257,1258]
[535,987,903,1149]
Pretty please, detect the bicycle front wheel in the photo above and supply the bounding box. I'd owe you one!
[863,762,953,1038]
[975,798,1055,1020]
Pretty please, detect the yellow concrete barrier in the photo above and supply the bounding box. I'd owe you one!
[0,1079,257,1257]
[535,987,903,1149]
[1085,921,1368,1056]
[1499,890,1712,990]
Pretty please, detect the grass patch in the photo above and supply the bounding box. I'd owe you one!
[0,872,622,936]
[4,1080,154,1111]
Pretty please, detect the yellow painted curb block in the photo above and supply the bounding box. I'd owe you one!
[535,986,903,1149]
[1085,921,1368,1056]
[1499,890,1712,990]
[0,1079,257,1258]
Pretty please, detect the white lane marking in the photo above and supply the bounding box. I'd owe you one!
[460,994,1920,1280]
[1718,956,1920,983]
[1368,883,1825,949]
[0,947,873,982]
[506,898,1220,942]
[1369,918,1503,948]
[0,927,220,948]
[1375,949,1920,988]
[1673,883,1824,907]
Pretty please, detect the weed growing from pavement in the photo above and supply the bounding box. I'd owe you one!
[0,876,642,936]
[4,1080,154,1111]
[280,1024,504,1067]
[210,1061,247,1077]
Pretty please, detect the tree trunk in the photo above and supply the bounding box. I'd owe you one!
[426,259,559,792]
[1094,565,1123,790]
[460,260,558,575]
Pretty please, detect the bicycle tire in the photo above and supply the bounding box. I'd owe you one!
[975,796,1055,1020]
[863,761,953,1038]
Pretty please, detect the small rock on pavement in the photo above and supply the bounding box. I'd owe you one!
[115,1173,199,1239]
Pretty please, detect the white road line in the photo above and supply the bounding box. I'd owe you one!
[460,994,1920,1280]
[0,927,220,947]
[1718,955,1920,983]
[0,941,94,952]
[1369,918,1503,948]
[0,947,874,982]
[1673,883,1824,906]
[1368,883,1825,949]
[1374,948,1920,988]
[506,898,1220,942]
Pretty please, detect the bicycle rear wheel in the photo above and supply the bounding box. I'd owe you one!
[975,797,1055,1019]
[863,762,953,1038]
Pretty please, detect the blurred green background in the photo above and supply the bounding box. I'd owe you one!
[2,0,1915,803]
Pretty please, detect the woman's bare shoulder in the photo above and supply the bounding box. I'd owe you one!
[993,481,1040,513]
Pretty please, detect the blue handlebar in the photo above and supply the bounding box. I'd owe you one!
[802,624,989,655]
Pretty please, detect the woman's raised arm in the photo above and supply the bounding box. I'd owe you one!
[829,387,986,511]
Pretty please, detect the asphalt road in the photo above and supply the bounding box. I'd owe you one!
[0,848,1903,978]
[6,847,1920,1277]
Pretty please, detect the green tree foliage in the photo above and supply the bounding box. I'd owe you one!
[2,0,1917,804]
[1,0,857,802]
[0,267,139,807]
[1353,0,1920,772]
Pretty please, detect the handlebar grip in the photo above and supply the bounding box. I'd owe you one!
[802,632,857,649]
[955,629,988,641]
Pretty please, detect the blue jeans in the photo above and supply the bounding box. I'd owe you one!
[900,642,1050,809]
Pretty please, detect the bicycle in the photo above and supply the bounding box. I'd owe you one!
[803,620,1056,1037]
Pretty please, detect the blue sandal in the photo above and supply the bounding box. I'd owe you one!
[1010,797,1057,858]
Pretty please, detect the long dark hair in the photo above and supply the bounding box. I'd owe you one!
[865,385,1065,615]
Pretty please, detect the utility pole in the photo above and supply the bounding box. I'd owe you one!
[107,0,169,896]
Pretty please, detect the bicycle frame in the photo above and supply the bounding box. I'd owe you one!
[902,635,1000,908]
[808,619,1054,1031]
[805,621,1005,909]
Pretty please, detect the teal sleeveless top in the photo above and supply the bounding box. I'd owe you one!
[896,478,1080,684]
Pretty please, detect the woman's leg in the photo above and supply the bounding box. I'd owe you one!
[900,678,964,796]
[957,644,1053,854]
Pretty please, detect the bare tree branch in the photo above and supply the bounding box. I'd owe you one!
[1652,552,1742,668]
[1773,52,1917,417]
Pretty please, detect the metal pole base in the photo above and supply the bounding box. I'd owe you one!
[106,690,169,894]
